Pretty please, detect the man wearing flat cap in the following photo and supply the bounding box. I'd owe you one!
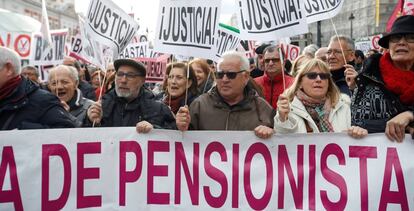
[346,15,414,142]
[87,59,176,132]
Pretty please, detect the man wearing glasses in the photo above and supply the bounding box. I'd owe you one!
[175,51,275,139]
[87,59,176,132]
[254,45,294,109]
[326,35,358,97]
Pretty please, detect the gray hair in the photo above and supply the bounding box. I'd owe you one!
[48,65,79,82]
[303,44,319,57]
[0,47,21,74]
[22,66,39,77]
[329,35,355,50]
[219,51,249,72]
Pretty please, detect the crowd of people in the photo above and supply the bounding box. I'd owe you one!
[0,15,413,142]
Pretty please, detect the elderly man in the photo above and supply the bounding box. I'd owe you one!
[63,56,96,101]
[21,65,40,84]
[254,45,294,109]
[0,47,75,130]
[315,47,328,63]
[87,59,176,131]
[327,35,357,96]
[176,51,275,139]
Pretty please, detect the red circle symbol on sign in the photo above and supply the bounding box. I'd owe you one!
[372,36,381,50]
[290,47,299,61]
[14,34,31,58]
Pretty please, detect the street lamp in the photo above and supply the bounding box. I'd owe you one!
[349,13,355,40]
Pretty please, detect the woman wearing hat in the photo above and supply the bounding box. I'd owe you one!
[346,15,414,142]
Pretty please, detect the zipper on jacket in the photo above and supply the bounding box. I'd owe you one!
[225,111,230,130]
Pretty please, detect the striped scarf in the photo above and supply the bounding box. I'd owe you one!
[296,89,334,132]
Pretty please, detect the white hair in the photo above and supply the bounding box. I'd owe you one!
[219,51,250,72]
[0,47,21,74]
[48,65,79,82]
[303,44,319,58]
[329,35,355,50]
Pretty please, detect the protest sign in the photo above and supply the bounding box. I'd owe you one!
[355,34,382,54]
[154,0,221,59]
[239,40,256,58]
[1,129,414,210]
[0,32,31,59]
[30,29,67,66]
[85,0,139,57]
[303,0,344,23]
[118,42,149,59]
[236,0,308,41]
[214,23,241,61]
[280,43,301,61]
[137,55,169,83]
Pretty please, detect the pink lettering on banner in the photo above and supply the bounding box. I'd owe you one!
[232,144,240,208]
[41,144,71,211]
[379,148,409,211]
[77,142,102,209]
[320,144,347,211]
[349,146,378,211]
[0,146,23,211]
[277,145,304,209]
[174,142,200,205]
[119,141,143,206]
[244,143,273,210]
[147,140,170,204]
[203,142,228,208]
[308,145,316,211]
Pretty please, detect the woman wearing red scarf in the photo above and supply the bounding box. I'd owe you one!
[274,59,367,139]
[347,15,414,142]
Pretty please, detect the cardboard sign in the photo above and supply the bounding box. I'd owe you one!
[236,0,308,41]
[214,23,241,61]
[355,34,383,54]
[154,0,221,59]
[1,129,414,210]
[303,0,345,23]
[0,32,32,59]
[85,0,139,57]
[30,29,68,66]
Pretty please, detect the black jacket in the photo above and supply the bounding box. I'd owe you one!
[351,53,413,133]
[0,78,76,130]
[99,88,176,129]
[78,80,96,101]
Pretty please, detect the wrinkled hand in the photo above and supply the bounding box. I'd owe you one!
[277,95,290,122]
[87,101,102,124]
[347,126,368,139]
[60,100,70,111]
[254,125,274,139]
[176,106,190,131]
[344,64,358,90]
[136,121,154,133]
[385,111,414,142]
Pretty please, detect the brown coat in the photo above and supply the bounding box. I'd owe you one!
[189,86,275,130]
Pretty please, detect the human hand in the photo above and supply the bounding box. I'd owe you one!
[277,95,290,122]
[176,106,190,131]
[347,126,368,139]
[344,64,358,90]
[386,111,414,142]
[87,101,102,124]
[136,121,154,133]
[254,125,274,139]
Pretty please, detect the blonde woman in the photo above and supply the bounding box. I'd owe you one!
[274,59,367,138]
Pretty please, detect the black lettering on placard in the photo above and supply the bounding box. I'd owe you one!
[216,29,240,57]
[158,5,218,49]
[238,0,302,32]
[87,0,137,52]
[72,38,82,53]
[34,37,42,60]
[239,40,249,51]
[304,0,340,15]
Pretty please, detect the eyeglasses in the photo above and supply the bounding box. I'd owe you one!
[389,34,414,43]
[304,72,331,80]
[116,71,143,80]
[264,58,281,64]
[326,49,352,56]
[215,70,245,79]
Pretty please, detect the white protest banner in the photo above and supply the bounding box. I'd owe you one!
[69,34,90,64]
[1,129,414,210]
[30,29,68,66]
[118,42,149,59]
[85,0,139,57]
[239,40,257,58]
[303,0,344,23]
[236,0,308,41]
[280,43,301,61]
[355,34,382,54]
[0,32,32,59]
[154,0,221,59]
[214,23,241,61]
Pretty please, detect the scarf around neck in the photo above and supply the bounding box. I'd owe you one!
[0,75,22,101]
[296,89,334,132]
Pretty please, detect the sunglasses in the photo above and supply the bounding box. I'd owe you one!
[389,34,414,43]
[215,70,245,79]
[304,72,331,80]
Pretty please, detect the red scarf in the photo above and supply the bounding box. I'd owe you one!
[380,52,414,105]
[164,94,185,114]
[0,75,22,101]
